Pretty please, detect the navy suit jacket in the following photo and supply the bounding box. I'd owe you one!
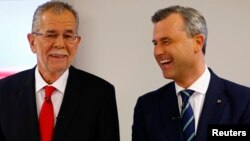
[132,69,250,141]
[0,66,120,141]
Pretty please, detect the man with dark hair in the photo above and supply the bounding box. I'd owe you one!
[132,5,250,141]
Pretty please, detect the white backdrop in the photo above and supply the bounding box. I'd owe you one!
[57,0,250,141]
[0,0,49,73]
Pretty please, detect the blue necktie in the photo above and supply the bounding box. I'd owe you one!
[180,89,195,141]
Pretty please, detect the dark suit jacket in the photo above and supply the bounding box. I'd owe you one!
[0,66,120,141]
[132,69,250,141]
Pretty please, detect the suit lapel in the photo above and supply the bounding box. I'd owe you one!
[17,68,40,140]
[196,69,228,141]
[53,67,87,140]
[159,82,183,141]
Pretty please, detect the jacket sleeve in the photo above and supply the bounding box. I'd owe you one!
[132,97,148,141]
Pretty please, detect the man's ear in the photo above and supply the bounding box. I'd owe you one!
[27,33,36,53]
[75,36,82,50]
[193,34,205,53]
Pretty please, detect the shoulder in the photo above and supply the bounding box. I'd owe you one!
[222,78,250,96]
[209,69,250,103]
[68,66,114,88]
[0,68,34,87]
[137,81,175,103]
[210,68,250,94]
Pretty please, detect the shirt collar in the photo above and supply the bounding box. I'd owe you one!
[35,66,69,93]
[175,65,211,95]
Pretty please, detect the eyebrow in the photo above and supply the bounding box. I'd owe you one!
[44,30,56,33]
[152,37,171,43]
[64,30,75,33]
[44,29,75,34]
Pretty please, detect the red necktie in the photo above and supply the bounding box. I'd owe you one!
[39,86,56,141]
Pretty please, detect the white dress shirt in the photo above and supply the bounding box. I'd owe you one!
[35,67,68,124]
[175,66,211,133]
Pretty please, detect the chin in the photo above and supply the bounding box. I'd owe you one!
[162,72,173,80]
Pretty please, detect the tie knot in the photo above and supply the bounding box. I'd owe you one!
[44,86,56,99]
[180,89,194,101]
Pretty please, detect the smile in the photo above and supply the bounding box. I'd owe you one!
[160,59,172,65]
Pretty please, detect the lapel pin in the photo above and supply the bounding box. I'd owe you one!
[216,99,222,104]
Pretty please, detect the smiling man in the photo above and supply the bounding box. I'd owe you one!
[132,5,250,141]
[0,1,120,141]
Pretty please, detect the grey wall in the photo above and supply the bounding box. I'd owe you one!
[58,0,250,140]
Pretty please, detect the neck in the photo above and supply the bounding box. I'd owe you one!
[176,57,206,88]
[38,68,64,84]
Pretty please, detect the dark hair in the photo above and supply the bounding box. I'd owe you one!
[31,1,79,33]
[152,5,208,54]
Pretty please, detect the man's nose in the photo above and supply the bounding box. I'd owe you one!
[154,44,164,55]
[54,35,66,48]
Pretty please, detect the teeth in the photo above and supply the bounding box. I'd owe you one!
[160,59,172,64]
